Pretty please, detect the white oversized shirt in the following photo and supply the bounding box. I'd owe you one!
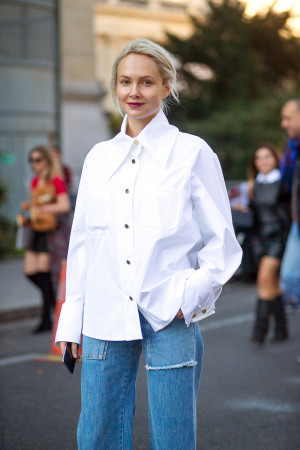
[55,109,242,343]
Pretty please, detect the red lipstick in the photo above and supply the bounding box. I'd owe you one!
[127,102,144,108]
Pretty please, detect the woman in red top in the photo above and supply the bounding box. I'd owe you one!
[25,146,71,333]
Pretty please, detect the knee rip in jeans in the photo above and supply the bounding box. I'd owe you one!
[145,360,197,371]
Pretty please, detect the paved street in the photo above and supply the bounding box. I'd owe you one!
[0,281,300,449]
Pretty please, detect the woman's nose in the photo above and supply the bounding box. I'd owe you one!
[130,84,140,97]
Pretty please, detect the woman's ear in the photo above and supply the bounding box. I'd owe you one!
[162,83,171,99]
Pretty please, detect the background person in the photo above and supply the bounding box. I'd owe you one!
[50,145,73,193]
[55,39,242,449]
[245,143,290,343]
[22,146,71,333]
[280,99,300,311]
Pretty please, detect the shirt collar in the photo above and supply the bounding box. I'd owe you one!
[256,168,281,184]
[112,109,179,169]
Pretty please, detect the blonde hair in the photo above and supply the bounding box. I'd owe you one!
[110,38,179,115]
[50,145,64,179]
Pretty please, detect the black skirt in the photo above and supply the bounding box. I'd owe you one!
[250,231,286,261]
[27,231,48,253]
[250,180,290,262]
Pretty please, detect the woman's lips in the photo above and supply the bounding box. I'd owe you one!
[127,102,144,108]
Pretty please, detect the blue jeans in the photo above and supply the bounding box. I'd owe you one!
[280,221,300,305]
[77,312,204,450]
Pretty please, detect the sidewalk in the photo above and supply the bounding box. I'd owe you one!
[0,258,41,322]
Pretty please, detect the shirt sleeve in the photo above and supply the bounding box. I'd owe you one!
[55,159,87,345]
[181,141,243,326]
[52,176,67,195]
[30,177,38,190]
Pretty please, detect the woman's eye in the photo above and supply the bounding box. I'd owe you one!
[142,80,151,86]
[120,80,129,85]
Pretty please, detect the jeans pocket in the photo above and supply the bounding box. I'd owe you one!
[143,318,199,370]
[81,335,108,360]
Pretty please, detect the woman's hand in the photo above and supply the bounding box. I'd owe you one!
[40,193,71,215]
[21,201,31,210]
[232,203,249,212]
[176,309,184,319]
[59,341,80,360]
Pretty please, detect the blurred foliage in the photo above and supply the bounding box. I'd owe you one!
[175,92,300,180]
[164,0,300,179]
[0,176,6,206]
[109,113,123,136]
[0,177,22,259]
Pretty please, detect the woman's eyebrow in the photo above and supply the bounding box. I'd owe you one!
[118,75,155,80]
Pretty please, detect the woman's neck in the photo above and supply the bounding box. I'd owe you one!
[37,169,49,183]
[125,112,158,137]
[259,168,277,177]
[125,120,146,138]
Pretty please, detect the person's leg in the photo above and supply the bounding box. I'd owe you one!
[258,256,288,341]
[24,250,53,332]
[24,234,51,276]
[33,271,54,331]
[280,222,300,308]
[24,250,39,276]
[251,298,272,344]
[141,313,204,450]
[77,335,142,450]
[35,252,55,306]
[257,256,282,300]
[252,256,283,344]
[30,252,54,332]
[26,272,41,288]
[272,294,288,341]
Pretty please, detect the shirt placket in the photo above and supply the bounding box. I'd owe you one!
[117,139,142,336]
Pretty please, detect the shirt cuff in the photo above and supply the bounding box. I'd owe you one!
[55,300,84,346]
[181,268,221,326]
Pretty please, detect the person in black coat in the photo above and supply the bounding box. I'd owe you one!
[244,143,291,344]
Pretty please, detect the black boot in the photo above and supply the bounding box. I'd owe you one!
[37,271,56,309]
[251,299,272,344]
[26,273,41,289]
[32,272,55,334]
[272,295,288,342]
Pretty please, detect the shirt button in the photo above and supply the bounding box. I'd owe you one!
[125,224,129,229]
[132,159,136,164]
[126,260,131,265]
[134,140,139,145]
[125,188,130,194]
[129,296,133,301]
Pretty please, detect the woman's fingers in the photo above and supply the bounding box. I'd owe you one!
[59,341,67,355]
[176,309,184,319]
[59,341,80,361]
[71,343,80,360]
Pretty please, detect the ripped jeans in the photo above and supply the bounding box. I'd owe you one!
[77,312,204,450]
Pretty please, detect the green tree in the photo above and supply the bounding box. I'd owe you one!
[164,0,300,178]
[182,93,299,179]
[166,0,300,117]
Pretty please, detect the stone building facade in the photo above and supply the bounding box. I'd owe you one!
[0,0,201,218]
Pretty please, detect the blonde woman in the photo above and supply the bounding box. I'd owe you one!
[24,146,70,333]
[56,39,242,449]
